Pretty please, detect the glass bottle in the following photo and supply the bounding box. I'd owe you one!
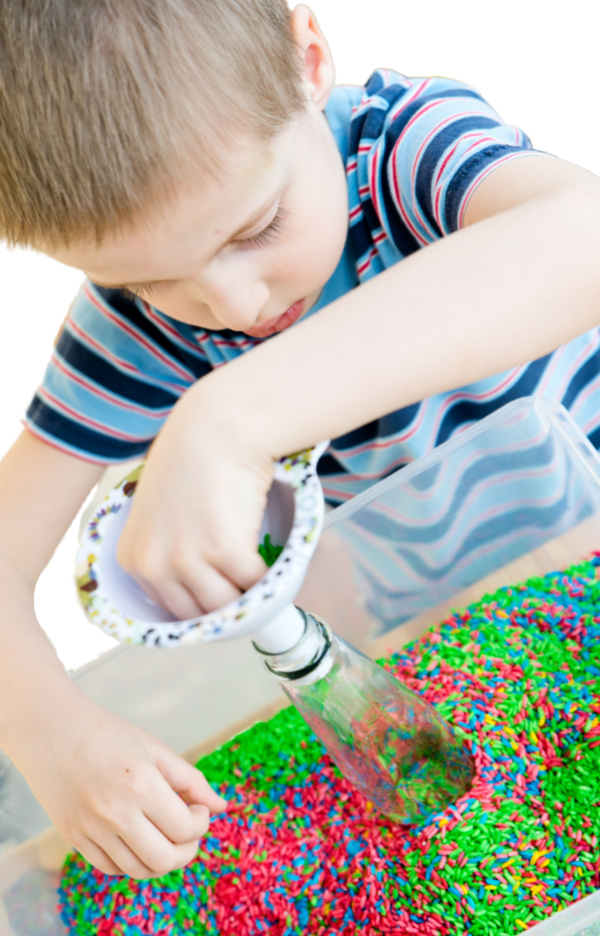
[254,609,473,823]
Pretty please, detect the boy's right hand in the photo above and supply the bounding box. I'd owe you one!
[16,690,227,879]
[117,375,273,618]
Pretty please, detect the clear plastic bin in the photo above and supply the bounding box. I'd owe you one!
[2,396,600,935]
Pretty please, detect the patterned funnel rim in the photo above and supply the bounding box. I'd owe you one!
[75,443,327,648]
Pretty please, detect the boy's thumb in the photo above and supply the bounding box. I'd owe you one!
[159,752,228,813]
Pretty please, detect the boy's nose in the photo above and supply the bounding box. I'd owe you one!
[200,277,270,332]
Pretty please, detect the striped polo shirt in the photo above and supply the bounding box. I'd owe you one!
[25,70,600,506]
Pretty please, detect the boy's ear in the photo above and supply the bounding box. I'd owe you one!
[291,5,335,110]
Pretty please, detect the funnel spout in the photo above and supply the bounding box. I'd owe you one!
[252,604,306,654]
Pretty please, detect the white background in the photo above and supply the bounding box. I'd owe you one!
[1,0,599,669]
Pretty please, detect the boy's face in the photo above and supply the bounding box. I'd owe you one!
[46,99,349,338]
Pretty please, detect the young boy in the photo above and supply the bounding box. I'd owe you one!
[1,0,600,882]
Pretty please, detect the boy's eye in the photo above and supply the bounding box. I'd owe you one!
[116,207,289,303]
[236,206,289,249]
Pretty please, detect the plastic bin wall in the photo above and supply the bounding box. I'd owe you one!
[2,397,600,934]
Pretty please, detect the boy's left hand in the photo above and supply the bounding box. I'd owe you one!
[117,378,273,618]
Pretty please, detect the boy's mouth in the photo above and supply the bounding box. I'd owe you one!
[244,300,305,338]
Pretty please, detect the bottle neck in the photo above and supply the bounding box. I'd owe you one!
[252,609,335,684]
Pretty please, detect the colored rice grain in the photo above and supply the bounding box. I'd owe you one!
[58,555,600,934]
[258,533,284,567]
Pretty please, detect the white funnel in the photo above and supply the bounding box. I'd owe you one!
[75,444,327,651]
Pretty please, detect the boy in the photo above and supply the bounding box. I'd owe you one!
[1,0,600,881]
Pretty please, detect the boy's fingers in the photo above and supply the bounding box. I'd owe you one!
[138,564,243,618]
[78,837,124,877]
[93,825,187,881]
[170,563,243,616]
[157,753,228,814]
[146,579,207,620]
[187,803,211,837]
[143,779,211,845]
[221,548,269,594]
[115,819,200,879]
[171,534,268,608]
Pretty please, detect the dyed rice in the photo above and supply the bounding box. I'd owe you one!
[58,554,600,934]
[257,534,284,567]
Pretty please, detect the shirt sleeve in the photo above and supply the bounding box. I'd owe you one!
[351,70,552,262]
[24,281,212,463]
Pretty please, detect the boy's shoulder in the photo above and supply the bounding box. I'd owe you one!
[327,67,484,133]
[326,67,508,168]
[330,68,484,119]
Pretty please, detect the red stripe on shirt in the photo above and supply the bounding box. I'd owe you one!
[51,352,171,418]
[39,386,150,441]
[84,285,195,382]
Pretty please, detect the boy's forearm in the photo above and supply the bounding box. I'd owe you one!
[0,432,103,759]
[0,552,80,760]
[197,184,600,456]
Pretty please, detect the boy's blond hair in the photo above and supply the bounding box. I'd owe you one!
[0,0,305,248]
